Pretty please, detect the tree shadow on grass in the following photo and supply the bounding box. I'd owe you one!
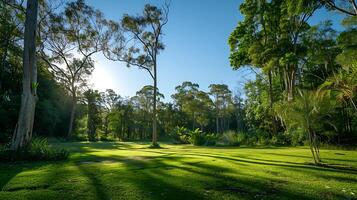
[4,143,354,200]
[154,150,357,175]
[0,161,60,191]
[76,164,110,200]
[70,149,351,200]
[269,152,357,163]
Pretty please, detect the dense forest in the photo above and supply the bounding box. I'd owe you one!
[0,0,356,160]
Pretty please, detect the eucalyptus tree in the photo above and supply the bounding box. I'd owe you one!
[209,84,232,133]
[83,89,102,141]
[195,91,213,131]
[172,82,200,129]
[131,85,164,139]
[172,81,212,130]
[39,0,106,137]
[10,0,39,151]
[103,3,169,146]
[101,89,121,135]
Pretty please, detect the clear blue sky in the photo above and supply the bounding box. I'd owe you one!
[86,0,345,101]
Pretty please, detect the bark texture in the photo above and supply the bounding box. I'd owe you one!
[11,0,39,151]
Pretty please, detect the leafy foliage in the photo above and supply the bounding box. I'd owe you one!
[0,137,69,161]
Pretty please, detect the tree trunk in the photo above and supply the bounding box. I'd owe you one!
[268,70,277,135]
[215,94,219,134]
[68,94,76,138]
[192,112,196,130]
[152,63,158,146]
[10,0,39,151]
[104,115,109,135]
[284,65,296,102]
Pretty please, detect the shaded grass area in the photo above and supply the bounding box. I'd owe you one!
[0,142,356,200]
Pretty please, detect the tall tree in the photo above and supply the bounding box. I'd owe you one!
[10,0,39,150]
[209,84,232,133]
[103,4,169,146]
[131,85,164,139]
[229,0,319,101]
[39,0,105,137]
[83,89,101,141]
[101,89,121,136]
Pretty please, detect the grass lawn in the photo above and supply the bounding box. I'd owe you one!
[0,142,356,200]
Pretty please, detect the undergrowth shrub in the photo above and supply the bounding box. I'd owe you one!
[100,134,117,142]
[189,128,206,146]
[0,137,69,161]
[170,126,190,144]
[220,131,243,146]
[204,133,219,146]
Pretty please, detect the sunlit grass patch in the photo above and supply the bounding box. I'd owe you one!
[0,142,356,200]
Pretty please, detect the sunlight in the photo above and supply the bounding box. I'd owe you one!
[90,64,115,92]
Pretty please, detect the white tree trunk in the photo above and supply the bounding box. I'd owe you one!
[152,63,158,146]
[11,0,39,151]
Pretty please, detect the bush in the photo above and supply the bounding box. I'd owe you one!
[100,134,117,142]
[204,133,219,146]
[170,126,191,144]
[189,128,206,146]
[0,137,69,161]
[220,131,243,146]
[270,133,291,146]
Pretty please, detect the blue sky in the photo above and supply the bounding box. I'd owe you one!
[86,0,345,101]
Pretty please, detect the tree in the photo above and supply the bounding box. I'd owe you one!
[131,85,164,139]
[101,89,121,135]
[229,0,319,101]
[195,91,213,131]
[172,82,200,129]
[39,0,105,137]
[209,84,232,133]
[275,90,335,164]
[0,0,24,143]
[172,82,213,131]
[83,89,101,141]
[104,3,169,146]
[10,0,39,151]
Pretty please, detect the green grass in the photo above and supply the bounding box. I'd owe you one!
[0,142,356,200]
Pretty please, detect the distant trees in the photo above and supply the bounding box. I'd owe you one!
[131,85,164,139]
[10,0,39,151]
[101,89,121,136]
[172,82,214,131]
[83,89,101,141]
[172,82,201,129]
[209,84,232,133]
